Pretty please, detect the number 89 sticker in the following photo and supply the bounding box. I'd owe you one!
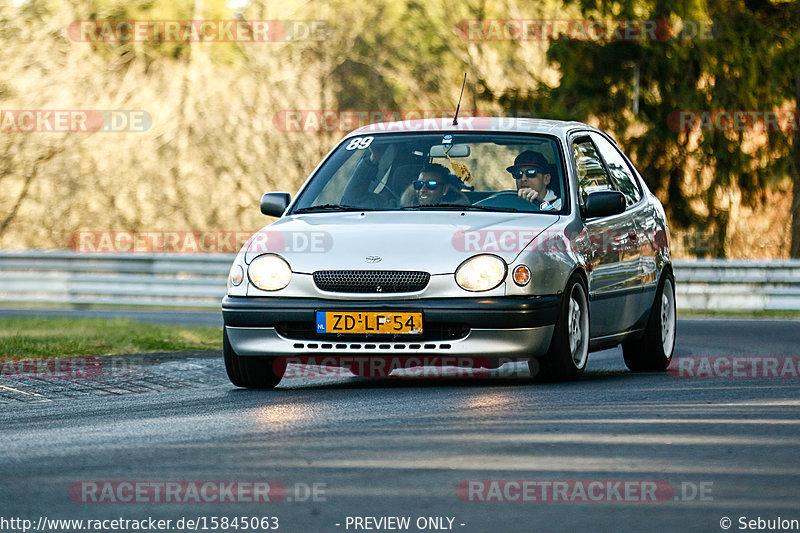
[345,136,374,150]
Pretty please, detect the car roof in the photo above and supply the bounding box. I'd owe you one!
[346,116,603,139]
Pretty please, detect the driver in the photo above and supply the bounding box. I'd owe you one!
[506,151,562,210]
[340,145,393,207]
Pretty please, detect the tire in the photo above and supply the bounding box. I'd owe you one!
[223,329,284,389]
[622,272,676,372]
[529,274,590,382]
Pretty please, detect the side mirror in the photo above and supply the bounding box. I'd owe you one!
[260,192,291,217]
[582,191,626,219]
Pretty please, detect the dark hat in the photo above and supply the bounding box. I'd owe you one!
[506,150,553,175]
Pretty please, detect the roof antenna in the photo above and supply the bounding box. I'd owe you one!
[452,73,467,126]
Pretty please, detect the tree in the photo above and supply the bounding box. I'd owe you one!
[489,0,799,257]
[742,0,800,257]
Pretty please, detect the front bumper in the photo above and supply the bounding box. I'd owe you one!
[222,295,559,358]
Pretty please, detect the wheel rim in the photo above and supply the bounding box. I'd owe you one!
[660,278,676,358]
[567,283,589,369]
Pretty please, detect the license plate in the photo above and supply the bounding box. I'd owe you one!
[315,311,423,335]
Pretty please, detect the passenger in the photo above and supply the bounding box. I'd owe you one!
[401,163,469,206]
[506,151,562,210]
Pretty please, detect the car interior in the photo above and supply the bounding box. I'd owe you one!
[358,140,565,211]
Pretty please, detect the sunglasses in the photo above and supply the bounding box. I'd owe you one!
[413,179,443,191]
[507,167,546,180]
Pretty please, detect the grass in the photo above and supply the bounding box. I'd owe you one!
[0,317,221,358]
[1,309,795,360]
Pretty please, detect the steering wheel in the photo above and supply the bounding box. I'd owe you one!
[376,182,402,202]
[474,191,541,210]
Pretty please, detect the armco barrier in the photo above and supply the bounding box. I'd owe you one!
[673,260,800,311]
[0,252,798,311]
[0,251,231,308]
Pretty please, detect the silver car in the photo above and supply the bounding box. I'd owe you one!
[222,117,675,388]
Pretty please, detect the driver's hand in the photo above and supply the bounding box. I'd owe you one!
[518,188,539,203]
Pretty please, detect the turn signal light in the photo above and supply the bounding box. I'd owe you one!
[512,265,531,286]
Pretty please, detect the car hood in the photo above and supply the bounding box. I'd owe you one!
[245,211,560,274]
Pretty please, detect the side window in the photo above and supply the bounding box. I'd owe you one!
[572,138,612,204]
[590,133,642,207]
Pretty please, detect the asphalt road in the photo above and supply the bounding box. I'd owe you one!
[1,317,799,533]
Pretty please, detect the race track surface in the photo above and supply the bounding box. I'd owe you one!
[1,316,799,533]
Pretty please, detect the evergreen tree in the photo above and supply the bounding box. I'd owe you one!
[491,0,799,257]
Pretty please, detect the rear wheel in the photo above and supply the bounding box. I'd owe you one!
[223,329,284,389]
[530,274,589,382]
[622,272,676,372]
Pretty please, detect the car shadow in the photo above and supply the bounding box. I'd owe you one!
[268,364,632,390]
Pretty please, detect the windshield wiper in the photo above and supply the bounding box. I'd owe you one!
[293,204,376,214]
[402,203,520,212]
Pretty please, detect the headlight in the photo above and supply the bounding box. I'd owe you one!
[455,254,507,292]
[248,254,292,291]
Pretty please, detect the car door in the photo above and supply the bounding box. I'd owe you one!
[589,132,654,326]
[570,134,640,338]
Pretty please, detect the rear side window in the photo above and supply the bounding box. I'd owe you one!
[572,138,612,204]
[590,133,642,207]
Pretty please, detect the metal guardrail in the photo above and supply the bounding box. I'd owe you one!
[0,251,232,308]
[0,251,799,311]
[674,260,800,311]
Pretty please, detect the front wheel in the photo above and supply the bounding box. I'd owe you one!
[529,274,590,382]
[223,329,284,389]
[622,272,676,372]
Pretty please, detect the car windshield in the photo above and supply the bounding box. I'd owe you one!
[291,132,567,214]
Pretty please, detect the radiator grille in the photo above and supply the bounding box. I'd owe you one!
[313,270,430,293]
